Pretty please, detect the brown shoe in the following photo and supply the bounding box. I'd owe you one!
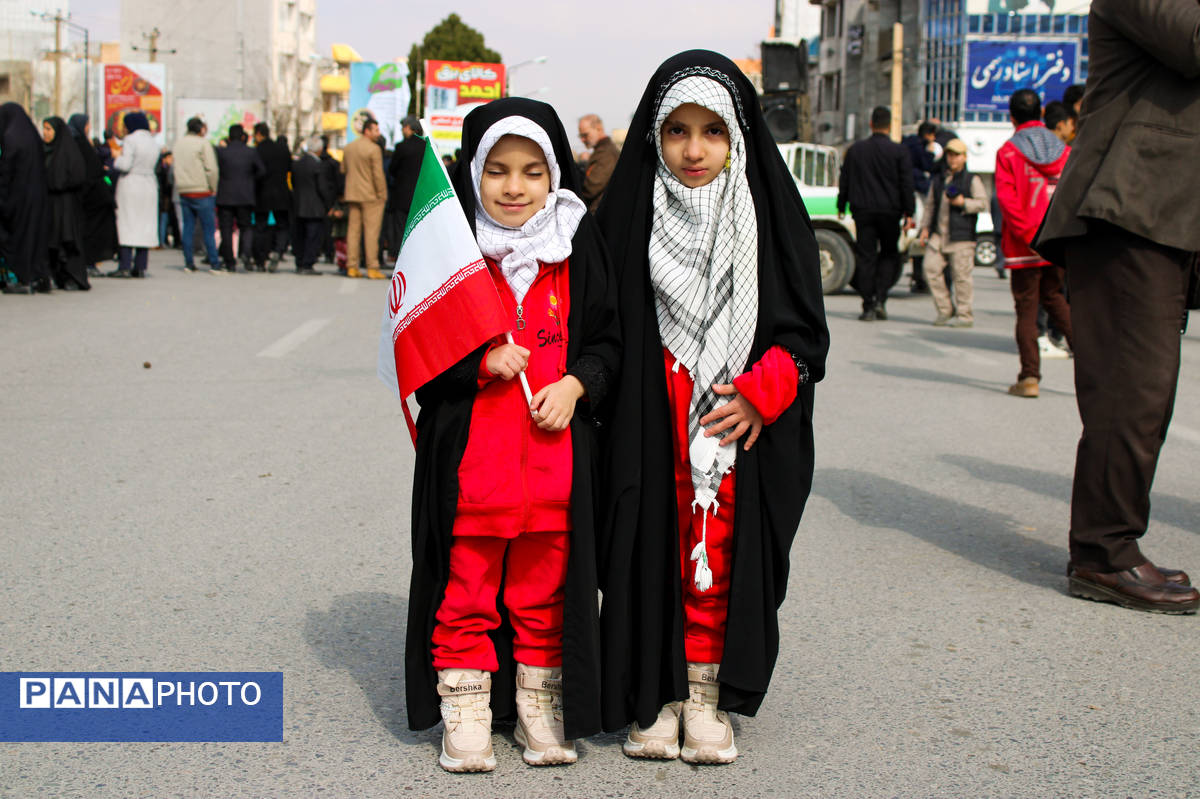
[1154,566,1191,586]
[1068,563,1199,614]
[1008,377,1039,398]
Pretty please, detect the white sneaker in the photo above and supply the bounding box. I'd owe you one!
[680,663,737,764]
[623,701,681,759]
[1038,334,1071,359]
[436,669,496,773]
[514,664,577,765]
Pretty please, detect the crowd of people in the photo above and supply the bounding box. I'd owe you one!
[0,105,436,292]
[837,82,1089,397]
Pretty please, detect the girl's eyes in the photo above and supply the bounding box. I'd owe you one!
[663,125,726,137]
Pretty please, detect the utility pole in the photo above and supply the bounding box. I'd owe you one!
[31,9,70,116]
[890,22,903,142]
[132,28,176,62]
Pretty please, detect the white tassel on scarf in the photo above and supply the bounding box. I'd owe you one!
[689,499,718,592]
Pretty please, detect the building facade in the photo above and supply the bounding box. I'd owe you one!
[119,0,319,143]
[810,0,1089,146]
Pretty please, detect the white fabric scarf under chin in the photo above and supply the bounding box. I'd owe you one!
[470,116,586,303]
[649,76,760,592]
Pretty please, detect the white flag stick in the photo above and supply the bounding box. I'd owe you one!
[505,331,537,416]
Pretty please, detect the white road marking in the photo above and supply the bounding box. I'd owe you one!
[1171,424,1200,445]
[257,318,332,358]
[338,279,359,295]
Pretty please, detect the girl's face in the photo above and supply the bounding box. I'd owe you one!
[42,122,55,144]
[660,103,730,188]
[479,134,551,227]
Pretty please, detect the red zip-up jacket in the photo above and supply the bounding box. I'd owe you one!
[453,258,574,538]
[995,120,1070,269]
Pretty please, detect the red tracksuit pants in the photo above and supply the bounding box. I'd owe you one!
[665,355,735,665]
[431,531,569,671]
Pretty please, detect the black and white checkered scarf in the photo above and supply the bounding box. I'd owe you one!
[650,75,759,514]
[471,116,587,303]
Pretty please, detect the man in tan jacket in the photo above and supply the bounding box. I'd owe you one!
[341,118,387,279]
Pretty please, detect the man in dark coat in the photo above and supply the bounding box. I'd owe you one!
[251,122,291,272]
[837,105,915,320]
[319,135,341,264]
[1033,0,1200,615]
[291,136,335,275]
[216,124,264,272]
[386,116,425,260]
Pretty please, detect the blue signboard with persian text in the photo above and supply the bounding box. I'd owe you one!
[964,39,1079,112]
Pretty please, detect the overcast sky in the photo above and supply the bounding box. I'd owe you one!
[71,0,819,139]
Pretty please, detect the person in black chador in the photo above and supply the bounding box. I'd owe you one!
[0,103,51,294]
[405,97,620,772]
[67,114,117,276]
[595,50,829,764]
[42,116,90,290]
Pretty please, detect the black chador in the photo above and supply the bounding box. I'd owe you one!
[594,50,830,731]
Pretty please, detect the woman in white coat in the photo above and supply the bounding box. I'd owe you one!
[110,112,159,277]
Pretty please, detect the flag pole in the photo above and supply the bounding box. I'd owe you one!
[506,331,536,414]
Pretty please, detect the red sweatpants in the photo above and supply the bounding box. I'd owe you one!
[664,354,735,664]
[431,531,569,671]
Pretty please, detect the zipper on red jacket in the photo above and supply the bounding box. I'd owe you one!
[517,300,531,531]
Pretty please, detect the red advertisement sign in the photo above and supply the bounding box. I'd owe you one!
[423,60,506,111]
[104,64,166,139]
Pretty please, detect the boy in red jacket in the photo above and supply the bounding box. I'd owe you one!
[995,88,1074,398]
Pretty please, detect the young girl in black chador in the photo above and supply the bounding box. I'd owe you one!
[596,50,829,764]
[405,98,620,773]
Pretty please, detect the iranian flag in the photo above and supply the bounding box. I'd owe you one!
[377,137,508,437]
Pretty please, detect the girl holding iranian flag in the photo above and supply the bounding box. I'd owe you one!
[403,97,620,773]
[596,51,829,764]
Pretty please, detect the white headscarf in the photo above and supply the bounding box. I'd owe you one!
[649,76,760,515]
[470,116,587,303]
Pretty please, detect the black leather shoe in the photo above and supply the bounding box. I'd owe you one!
[1068,563,1199,614]
[875,304,888,321]
[858,307,876,321]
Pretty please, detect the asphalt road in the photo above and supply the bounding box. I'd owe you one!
[2,252,1198,798]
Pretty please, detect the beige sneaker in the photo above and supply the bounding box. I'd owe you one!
[680,662,737,764]
[436,669,496,773]
[514,664,577,765]
[1007,377,1039,398]
[622,702,681,759]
